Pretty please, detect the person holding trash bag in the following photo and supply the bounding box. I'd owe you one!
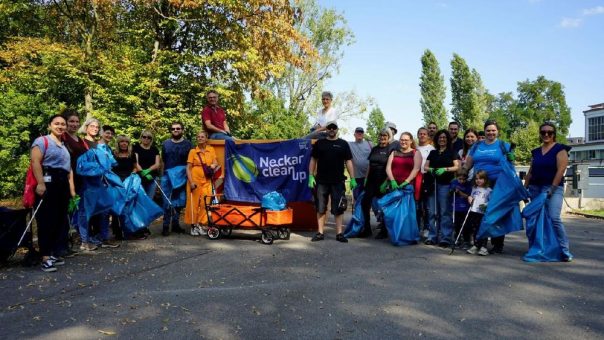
[523,122,573,262]
[185,131,219,236]
[31,115,77,272]
[424,130,460,247]
[357,128,393,238]
[160,122,192,236]
[380,132,422,240]
[133,130,161,199]
[463,120,515,253]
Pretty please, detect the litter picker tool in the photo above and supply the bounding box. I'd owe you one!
[449,197,475,255]
[17,199,43,248]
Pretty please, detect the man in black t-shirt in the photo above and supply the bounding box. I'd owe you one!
[308,121,356,243]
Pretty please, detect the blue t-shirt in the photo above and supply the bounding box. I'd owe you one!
[450,179,473,212]
[468,140,510,182]
[32,135,71,172]
[529,143,571,187]
[161,139,192,170]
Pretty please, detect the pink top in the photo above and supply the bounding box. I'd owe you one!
[391,150,416,185]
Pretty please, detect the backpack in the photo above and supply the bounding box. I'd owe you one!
[23,136,48,208]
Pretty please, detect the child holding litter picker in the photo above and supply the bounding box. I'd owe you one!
[450,169,473,249]
[466,170,492,256]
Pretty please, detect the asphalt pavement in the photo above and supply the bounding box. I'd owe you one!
[0,213,603,339]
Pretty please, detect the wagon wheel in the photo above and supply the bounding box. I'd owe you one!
[261,231,274,245]
[207,227,220,240]
[277,227,291,240]
[220,227,232,237]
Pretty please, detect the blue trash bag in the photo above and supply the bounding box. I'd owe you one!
[522,193,564,262]
[377,186,419,246]
[122,174,163,234]
[344,191,365,238]
[82,184,113,222]
[477,157,528,239]
[261,191,286,211]
[166,165,187,190]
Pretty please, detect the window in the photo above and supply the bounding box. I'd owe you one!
[588,116,604,141]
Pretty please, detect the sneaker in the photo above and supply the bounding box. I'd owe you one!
[336,233,348,243]
[466,246,479,254]
[172,224,186,234]
[49,256,65,266]
[375,231,388,240]
[41,259,57,272]
[489,247,503,254]
[79,243,98,252]
[101,240,121,248]
[478,247,489,256]
[199,227,208,236]
[190,226,201,236]
[424,239,436,246]
[311,233,324,242]
[438,242,450,249]
[162,229,170,237]
[462,242,472,250]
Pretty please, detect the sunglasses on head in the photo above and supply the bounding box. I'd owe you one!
[540,130,554,136]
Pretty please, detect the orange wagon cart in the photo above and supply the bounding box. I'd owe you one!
[204,194,293,245]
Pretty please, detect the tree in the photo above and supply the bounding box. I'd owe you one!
[516,76,572,138]
[450,53,487,131]
[265,0,354,119]
[419,49,447,128]
[509,121,541,164]
[366,106,385,144]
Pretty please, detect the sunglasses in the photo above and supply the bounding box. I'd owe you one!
[170,127,182,131]
[141,135,152,139]
[540,130,554,136]
[326,126,338,130]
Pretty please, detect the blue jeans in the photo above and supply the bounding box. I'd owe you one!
[528,185,571,258]
[142,178,157,199]
[209,132,233,141]
[77,200,109,244]
[427,184,453,245]
[161,175,182,229]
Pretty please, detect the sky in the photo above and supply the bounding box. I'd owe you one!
[318,0,604,140]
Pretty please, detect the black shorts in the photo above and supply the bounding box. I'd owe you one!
[314,182,346,216]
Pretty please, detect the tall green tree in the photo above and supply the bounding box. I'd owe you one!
[419,49,447,128]
[450,53,487,130]
[366,106,385,144]
[516,76,572,138]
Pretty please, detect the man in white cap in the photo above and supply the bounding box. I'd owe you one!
[308,121,356,242]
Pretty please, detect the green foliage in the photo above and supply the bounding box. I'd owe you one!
[510,121,541,164]
[516,76,572,137]
[419,49,447,128]
[450,53,487,131]
[366,107,386,145]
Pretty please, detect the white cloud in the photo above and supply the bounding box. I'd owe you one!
[583,6,604,16]
[560,17,582,28]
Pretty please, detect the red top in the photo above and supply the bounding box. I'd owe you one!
[201,105,226,131]
[391,150,416,185]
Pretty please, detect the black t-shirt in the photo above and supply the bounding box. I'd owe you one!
[113,154,136,181]
[451,138,464,154]
[311,138,353,184]
[426,148,458,184]
[367,144,391,183]
[132,143,160,176]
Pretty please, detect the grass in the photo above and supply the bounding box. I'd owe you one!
[580,210,604,217]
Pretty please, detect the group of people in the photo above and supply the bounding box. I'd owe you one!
[28,89,573,273]
[309,112,573,263]
[30,91,230,273]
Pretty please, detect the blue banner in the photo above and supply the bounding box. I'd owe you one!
[224,139,312,203]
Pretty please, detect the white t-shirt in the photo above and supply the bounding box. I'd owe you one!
[469,187,492,213]
[416,144,435,173]
[314,107,339,128]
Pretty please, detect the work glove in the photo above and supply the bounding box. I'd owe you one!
[507,151,516,162]
[68,195,80,214]
[379,180,389,194]
[140,168,151,177]
[398,181,409,189]
[145,174,153,181]
[308,174,316,189]
[435,168,446,176]
[390,179,398,191]
[479,204,487,213]
[349,178,357,190]
[428,167,435,174]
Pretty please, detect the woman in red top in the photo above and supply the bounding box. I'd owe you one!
[378,132,421,239]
